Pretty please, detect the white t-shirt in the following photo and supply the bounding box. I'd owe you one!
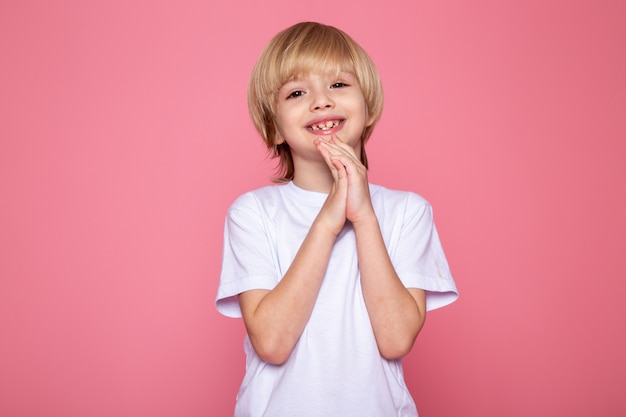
[216,182,458,417]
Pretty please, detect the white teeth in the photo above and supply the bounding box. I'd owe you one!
[310,121,340,131]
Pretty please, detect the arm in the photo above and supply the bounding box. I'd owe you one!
[353,214,427,360]
[238,219,336,365]
[239,157,349,365]
[317,135,426,360]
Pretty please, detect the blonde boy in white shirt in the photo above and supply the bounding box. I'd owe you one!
[217,21,458,417]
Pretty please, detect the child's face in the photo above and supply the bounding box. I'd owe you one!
[274,70,371,164]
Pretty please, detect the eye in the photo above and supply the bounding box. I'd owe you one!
[286,90,305,99]
[330,82,348,89]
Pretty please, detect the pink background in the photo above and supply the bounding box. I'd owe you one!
[1,1,625,416]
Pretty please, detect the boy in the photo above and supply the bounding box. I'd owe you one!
[216,21,458,416]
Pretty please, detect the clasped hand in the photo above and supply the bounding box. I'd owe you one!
[314,135,375,236]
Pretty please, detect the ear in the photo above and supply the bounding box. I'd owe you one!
[274,132,286,145]
[363,105,375,127]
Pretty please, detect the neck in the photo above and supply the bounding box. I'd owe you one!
[292,162,334,193]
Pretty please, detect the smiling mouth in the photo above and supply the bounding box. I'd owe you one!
[307,120,342,131]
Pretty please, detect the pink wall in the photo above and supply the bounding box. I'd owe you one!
[1,1,624,416]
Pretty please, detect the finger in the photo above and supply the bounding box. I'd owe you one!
[327,153,358,172]
[317,138,355,161]
[315,138,339,171]
[330,133,343,143]
[327,134,361,160]
[330,156,348,182]
[317,143,347,188]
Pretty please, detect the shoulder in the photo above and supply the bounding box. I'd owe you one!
[369,184,435,231]
[225,183,300,229]
[228,184,285,213]
[370,184,431,209]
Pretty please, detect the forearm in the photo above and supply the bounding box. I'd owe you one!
[353,213,427,360]
[240,218,337,364]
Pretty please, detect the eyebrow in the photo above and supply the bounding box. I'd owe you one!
[286,70,355,83]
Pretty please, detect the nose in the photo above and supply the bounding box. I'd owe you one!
[310,89,334,111]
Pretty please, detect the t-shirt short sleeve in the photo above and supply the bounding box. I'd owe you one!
[216,193,279,318]
[391,193,459,311]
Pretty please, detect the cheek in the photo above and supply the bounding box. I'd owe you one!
[275,106,299,129]
[360,103,373,126]
[273,114,298,145]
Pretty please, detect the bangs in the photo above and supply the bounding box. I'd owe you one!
[277,38,355,86]
[260,24,360,102]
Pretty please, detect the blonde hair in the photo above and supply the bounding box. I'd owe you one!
[248,22,384,182]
